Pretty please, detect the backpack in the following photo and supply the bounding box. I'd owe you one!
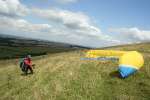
[19,58,26,72]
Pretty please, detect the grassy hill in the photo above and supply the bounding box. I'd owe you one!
[0,43,150,100]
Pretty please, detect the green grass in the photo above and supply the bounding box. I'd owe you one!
[0,43,150,100]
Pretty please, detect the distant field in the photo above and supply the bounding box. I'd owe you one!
[0,43,150,100]
[0,35,83,59]
[0,46,75,59]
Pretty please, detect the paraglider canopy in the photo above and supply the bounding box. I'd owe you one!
[84,50,144,78]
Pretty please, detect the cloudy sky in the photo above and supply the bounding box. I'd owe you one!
[0,0,150,47]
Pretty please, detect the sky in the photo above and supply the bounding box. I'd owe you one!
[0,0,150,47]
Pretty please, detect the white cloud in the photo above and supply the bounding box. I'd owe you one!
[0,0,28,17]
[32,8,102,38]
[0,0,121,47]
[32,8,120,47]
[31,8,122,47]
[56,0,79,4]
[109,27,150,43]
[0,17,51,33]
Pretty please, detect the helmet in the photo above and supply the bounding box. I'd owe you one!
[27,55,31,58]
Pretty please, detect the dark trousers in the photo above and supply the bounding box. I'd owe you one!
[25,65,33,75]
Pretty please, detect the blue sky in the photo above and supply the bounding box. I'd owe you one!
[0,0,150,47]
[22,0,150,30]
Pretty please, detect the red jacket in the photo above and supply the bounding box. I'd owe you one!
[24,58,32,67]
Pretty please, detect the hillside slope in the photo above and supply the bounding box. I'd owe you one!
[0,34,89,59]
[0,43,150,100]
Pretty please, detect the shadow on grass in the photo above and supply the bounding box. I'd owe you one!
[20,73,26,76]
[109,71,122,79]
[20,73,34,76]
